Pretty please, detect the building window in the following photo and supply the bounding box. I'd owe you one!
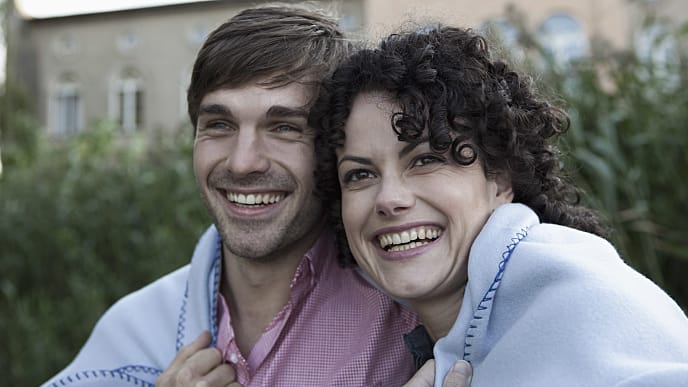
[538,14,588,64]
[53,34,80,57]
[51,80,82,136]
[482,19,519,47]
[117,31,139,53]
[480,18,524,61]
[111,70,144,133]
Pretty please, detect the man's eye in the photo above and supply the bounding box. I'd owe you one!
[273,124,302,133]
[413,154,444,167]
[205,120,231,130]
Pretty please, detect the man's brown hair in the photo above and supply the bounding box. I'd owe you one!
[187,4,350,128]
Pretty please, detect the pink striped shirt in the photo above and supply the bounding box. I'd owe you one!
[215,230,419,386]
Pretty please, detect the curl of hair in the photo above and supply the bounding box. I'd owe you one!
[311,25,608,267]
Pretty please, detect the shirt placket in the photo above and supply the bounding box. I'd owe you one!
[219,335,250,385]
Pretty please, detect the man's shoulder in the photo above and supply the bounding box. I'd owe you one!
[102,264,190,324]
[42,265,191,387]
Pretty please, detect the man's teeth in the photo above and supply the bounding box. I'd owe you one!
[378,227,442,250]
[226,192,284,205]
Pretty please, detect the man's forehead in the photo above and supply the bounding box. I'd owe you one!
[198,83,315,118]
[201,80,317,110]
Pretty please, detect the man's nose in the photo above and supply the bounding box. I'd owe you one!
[223,129,270,176]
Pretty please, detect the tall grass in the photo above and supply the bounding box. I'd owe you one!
[513,14,688,309]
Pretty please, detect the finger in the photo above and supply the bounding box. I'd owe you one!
[402,359,435,387]
[202,363,237,387]
[443,360,473,387]
[156,332,215,387]
[155,331,216,387]
[181,347,224,378]
[169,331,213,370]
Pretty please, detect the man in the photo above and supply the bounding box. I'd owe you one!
[43,5,418,387]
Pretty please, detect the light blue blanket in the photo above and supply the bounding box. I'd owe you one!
[435,203,688,386]
[43,226,222,386]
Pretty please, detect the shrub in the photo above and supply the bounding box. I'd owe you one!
[537,22,688,311]
[0,123,210,385]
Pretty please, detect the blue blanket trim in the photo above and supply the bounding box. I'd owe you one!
[209,235,222,345]
[175,281,189,351]
[48,365,162,386]
[113,365,163,379]
[175,232,222,350]
[463,227,529,361]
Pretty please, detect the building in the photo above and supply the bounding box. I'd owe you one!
[6,0,364,136]
[6,0,687,136]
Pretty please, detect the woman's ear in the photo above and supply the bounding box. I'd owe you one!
[495,172,514,203]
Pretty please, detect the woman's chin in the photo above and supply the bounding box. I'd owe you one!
[383,282,429,303]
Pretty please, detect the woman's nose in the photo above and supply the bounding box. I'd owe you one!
[374,176,415,217]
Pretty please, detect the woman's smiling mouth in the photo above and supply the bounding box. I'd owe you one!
[377,226,444,252]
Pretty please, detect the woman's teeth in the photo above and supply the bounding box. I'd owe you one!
[378,227,442,251]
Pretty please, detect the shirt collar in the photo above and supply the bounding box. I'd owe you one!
[289,228,334,300]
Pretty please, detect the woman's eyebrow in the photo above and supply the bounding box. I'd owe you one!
[398,137,429,158]
[337,155,372,168]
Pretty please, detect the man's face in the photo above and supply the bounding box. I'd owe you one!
[193,81,324,261]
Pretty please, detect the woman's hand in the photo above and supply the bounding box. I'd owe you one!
[403,359,472,387]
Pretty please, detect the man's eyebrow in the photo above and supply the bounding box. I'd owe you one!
[198,103,234,118]
[337,155,372,168]
[266,105,309,119]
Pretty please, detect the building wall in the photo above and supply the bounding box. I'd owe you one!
[9,0,687,136]
[362,0,631,46]
[17,0,363,135]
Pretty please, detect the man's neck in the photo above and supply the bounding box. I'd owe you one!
[220,232,321,356]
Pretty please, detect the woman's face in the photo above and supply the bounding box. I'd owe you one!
[337,92,513,304]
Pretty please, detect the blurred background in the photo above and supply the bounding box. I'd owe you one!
[1,0,686,385]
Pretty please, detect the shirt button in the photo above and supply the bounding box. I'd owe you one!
[229,353,239,364]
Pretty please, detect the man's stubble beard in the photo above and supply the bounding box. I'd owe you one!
[199,188,324,263]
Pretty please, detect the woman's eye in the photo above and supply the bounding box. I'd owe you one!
[413,154,444,167]
[342,169,373,184]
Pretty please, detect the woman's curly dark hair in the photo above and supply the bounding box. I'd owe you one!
[311,25,608,267]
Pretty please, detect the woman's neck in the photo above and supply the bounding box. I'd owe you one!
[410,286,466,342]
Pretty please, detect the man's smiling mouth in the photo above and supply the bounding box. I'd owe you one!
[225,191,285,206]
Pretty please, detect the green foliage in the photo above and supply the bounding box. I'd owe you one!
[0,123,210,385]
[501,14,688,309]
[0,82,41,171]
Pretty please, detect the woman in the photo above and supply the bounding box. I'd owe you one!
[311,26,688,386]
